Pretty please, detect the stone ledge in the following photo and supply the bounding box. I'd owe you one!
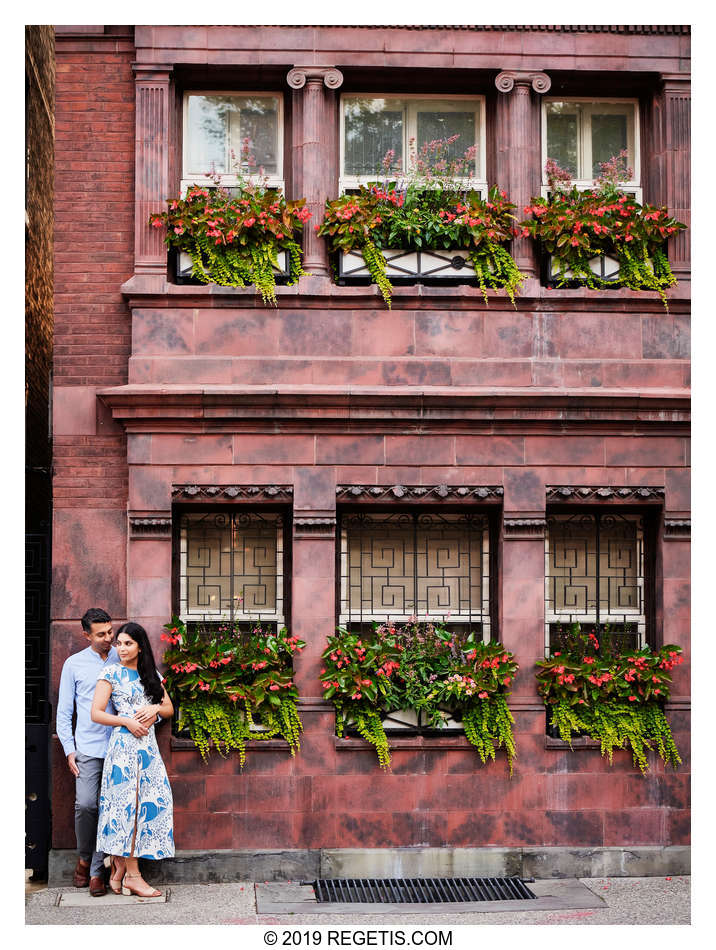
[48,845,690,885]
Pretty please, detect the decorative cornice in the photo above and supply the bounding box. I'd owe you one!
[294,516,337,539]
[129,516,172,539]
[504,518,547,539]
[98,387,691,434]
[664,519,691,539]
[172,485,293,501]
[495,70,551,93]
[287,66,344,89]
[547,486,665,502]
[336,485,503,501]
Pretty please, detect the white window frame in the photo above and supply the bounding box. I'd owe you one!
[338,512,491,641]
[181,91,284,194]
[179,511,285,625]
[541,97,641,202]
[339,94,487,197]
[544,512,646,652]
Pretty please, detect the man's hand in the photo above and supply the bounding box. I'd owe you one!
[123,718,149,738]
[134,704,159,725]
[67,752,79,777]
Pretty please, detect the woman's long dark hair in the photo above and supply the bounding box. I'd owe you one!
[116,622,164,703]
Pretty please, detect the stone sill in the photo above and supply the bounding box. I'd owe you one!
[170,736,290,751]
[544,735,601,750]
[336,735,477,752]
[121,273,690,311]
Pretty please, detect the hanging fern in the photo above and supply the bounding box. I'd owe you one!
[361,241,394,308]
[548,699,681,774]
[462,694,517,775]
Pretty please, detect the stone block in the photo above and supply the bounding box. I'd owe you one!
[52,386,97,435]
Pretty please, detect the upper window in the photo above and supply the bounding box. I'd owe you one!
[182,92,284,191]
[178,510,285,626]
[340,95,486,193]
[542,98,640,197]
[338,511,492,637]
[545,511,647,654]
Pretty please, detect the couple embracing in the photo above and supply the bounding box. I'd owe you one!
[57,609,175,898]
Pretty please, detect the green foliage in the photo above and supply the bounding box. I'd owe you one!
[520,163,686,309]
[162,616,305,763]
[321,621,518,771]
[536,622,683,773]
[149,183,311,305]
[548,699,681,774]
[462,695,516,774]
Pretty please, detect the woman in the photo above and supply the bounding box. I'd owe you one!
[91,622,174,897]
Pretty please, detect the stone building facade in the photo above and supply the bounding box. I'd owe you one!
[49,25,690,881]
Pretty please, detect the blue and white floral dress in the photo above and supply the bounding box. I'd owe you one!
[95,664,174,860]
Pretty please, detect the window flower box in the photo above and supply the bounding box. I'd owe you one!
[174,248,290,285]
[535,622,683,773]
[322,622,518,771]
[319,137,525,308]
[337,247,482,283]
[149,178,311,305]
[162,617,305,764]
[521,153,686,308]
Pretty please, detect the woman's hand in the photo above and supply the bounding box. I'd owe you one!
[122,717,149,738]
[134,704,158,724]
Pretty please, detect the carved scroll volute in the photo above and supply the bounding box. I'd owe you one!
[495,71,551,94]
[287,66,344,277]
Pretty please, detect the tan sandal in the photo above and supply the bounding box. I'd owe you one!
[109,856,125,895]
[121,872,161,898]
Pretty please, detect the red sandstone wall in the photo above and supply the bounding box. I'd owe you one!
[50,25,690,855]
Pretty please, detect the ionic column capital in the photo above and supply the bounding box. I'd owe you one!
[287,66,344,90]
[495,70,551,94]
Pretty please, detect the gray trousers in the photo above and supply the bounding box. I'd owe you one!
[74,751,106,878]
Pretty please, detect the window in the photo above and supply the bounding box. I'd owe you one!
[338,511,492,638]
[177,510,285,626]
[182,92,284,191]
[340,95,486,194]
[545,512,648,654]
[542,98,640,199]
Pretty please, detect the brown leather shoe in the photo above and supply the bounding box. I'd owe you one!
[89,875,106,897]
[72,858,90,888]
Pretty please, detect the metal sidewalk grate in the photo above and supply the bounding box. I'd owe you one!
[309,877,537,904]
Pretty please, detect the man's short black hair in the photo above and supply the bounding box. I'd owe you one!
[81,608,112,633]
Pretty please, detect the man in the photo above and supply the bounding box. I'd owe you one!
[56,607,156,896]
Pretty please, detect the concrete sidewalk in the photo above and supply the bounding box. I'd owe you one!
[25,875,690,925]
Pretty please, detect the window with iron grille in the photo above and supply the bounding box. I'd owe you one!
[338,511,493,638]
[545,511,653,654]
[177,510,286,627]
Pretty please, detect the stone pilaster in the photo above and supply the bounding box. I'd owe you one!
[495,70,551,278]
[652,75,691,279]
[133,64,173,276]
[287,66,343,277]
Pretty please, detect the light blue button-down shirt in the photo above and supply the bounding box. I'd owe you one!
[56,645,119,759]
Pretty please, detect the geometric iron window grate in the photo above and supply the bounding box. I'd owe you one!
[310,877,537,904]
[339,511,491,637]
[545,511,645,653]
[178,510,284,625]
